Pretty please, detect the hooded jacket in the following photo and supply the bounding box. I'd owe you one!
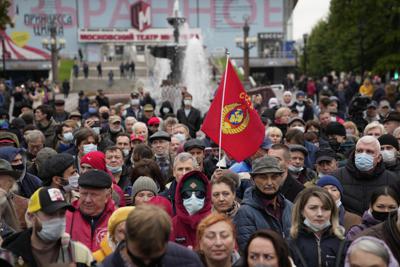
[346,210,381,240]
[233,187,293,252]
[80,151,126,207]
[332,151,399,215]
[66,198,116,252]
[170,171,211,248]
[0,147,41,198]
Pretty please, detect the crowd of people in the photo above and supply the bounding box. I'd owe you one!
[0,73,399,267]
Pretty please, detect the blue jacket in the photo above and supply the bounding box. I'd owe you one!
[233,187,293,252]
[101,241,203,267]
[304,141,317,169]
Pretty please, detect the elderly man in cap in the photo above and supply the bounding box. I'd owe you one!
[102,115,124,144]
[53,99,70,123]
[183,139,206,173]
[314,147,339,178]
[149,130,173,183]
[332,135,399,215]
[41,153,79,202]
[233,155,293,252]
[378,134,400,176]
[2,187,94,266]
[383,111,400,135]
[364,101,380,123]
[288,144,317,184]
[66,170,116,252]
[140,104,155,124]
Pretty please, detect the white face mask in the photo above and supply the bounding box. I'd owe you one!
[173,133,186,142]
[162,107,170,114]
[292,126,305,133]
[37,217,66,241]
[303,218,331,233]
[184,99,192,106]
[289,165,304,173]
[131,99,140,106]
[92,127,100,135]
[83,144,97,155]
[123,149,130,157]
[183,192,205,215]
[63,174,80,192]
[381,150,397,164]
[106,164,122,174]
[63,132,74,142]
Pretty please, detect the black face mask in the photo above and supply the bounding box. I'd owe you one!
[12,164,24,171]
[101,112,109,120]
[328,138,340,152]
[371,210,390,221]
[127,248,164,267]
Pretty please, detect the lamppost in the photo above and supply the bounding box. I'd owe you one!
[235,17,257,81]
[41,22,65,83]
[303,33,308,76]
[0,34,6,78]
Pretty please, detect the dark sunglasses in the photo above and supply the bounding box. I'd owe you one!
[181,190,205,200]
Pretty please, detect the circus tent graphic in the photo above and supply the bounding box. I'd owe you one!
[0,32,50,60]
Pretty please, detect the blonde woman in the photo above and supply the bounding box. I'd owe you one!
[343,121,360,138]
[363,121,385,138]
[266,126,283,144]
[288,187,346,267]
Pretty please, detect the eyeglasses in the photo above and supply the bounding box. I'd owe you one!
[181,190,205,200]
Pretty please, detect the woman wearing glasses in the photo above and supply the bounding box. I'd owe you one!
[170,170,211,248]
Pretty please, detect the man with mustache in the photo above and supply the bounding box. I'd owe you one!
[233,156,293,252]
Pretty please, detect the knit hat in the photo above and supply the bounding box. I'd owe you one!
[79,169,112,189]
[131,176,158,197]
[378,134,399,151]
[316,175,344,197]
[107,206,135,237]
[181,176,205,193]
[325,122,346,137]
[42,153,75,185]
[35,148,57,171]
[80,151,107,172]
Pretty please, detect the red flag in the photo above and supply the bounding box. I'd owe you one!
[201,60,265,162]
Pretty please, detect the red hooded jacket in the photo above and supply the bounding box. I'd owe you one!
[170,171,211,248]
[66,198,116,252]
[80,151,126,206]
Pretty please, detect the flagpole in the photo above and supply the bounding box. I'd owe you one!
[218,50,230,167]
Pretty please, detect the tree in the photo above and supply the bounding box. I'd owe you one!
[306,0,400,77]
[0,0,12,30]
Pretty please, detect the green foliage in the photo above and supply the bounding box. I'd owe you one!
[306,0,400,77]
[0,0,13,30]
[58,59,74,82]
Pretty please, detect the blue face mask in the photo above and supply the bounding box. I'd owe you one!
[355,153,374,172]
[106,164,122,174]
[88,107,97,113]
[83,144,97,155]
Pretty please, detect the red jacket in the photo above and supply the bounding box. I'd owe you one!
[66,198,116,252]
[170,171,211,248]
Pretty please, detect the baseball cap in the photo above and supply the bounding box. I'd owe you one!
[147,117,161,126]
[109,115,121,124]
[28,187,74,214]
[143,104,154,112]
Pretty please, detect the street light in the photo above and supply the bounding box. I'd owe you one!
[41,22,66,83]
[303,33,309,76]
[235,17,257,81]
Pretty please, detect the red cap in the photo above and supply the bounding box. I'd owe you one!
[130,134,145,142]
[147,117,161,126]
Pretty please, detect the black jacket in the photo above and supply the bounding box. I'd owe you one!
[280,173,305,203]
[332,151,400,215]
[288,226,347,267]
[177,107,202,138]
[100,241,203,267]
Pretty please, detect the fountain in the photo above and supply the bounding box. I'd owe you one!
[148,0,213,114]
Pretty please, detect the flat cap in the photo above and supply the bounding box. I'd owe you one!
[42,153,75,184]
[315,148,336,163]
[183,139,205,152]
[383,111,400,123]
[79,170,112,189]
[289,144,308,156]
[149,131,171,143]
[251,156,283,175]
